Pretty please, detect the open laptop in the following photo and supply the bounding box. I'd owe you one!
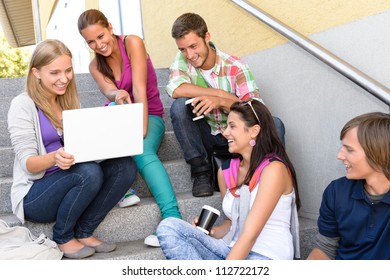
[62,103,143,163]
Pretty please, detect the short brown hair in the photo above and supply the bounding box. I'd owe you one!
[340,112,390,179]
[171,13,208,39]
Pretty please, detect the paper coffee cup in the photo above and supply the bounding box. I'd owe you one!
[196,205,220,235]
[185,98,205,121]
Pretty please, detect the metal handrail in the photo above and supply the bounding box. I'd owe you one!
[231,0,390,106]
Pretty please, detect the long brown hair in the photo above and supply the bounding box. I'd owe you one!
[229,99,301,209]
[26,39,80,129]
[77,9,117,84]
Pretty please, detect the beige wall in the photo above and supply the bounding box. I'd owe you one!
[141,0,390,68]
[37,0,99,39]
[37,0,57,39]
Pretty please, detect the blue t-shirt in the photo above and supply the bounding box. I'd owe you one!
[318,177,390,259]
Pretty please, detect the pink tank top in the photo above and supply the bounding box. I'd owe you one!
[115,35,164,117]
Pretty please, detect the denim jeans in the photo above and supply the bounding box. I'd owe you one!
[170,98,227,162]
[156,217,271,260]
[170,98,286,163]
[23,156,137,244]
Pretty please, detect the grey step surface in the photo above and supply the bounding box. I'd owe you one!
[0,192,223,244]
[0,130,181,176]
[0,69,170,97]
[0,159,192,213]
[0,69,318,260]
[0,202,317,260]
[0,107,173,147]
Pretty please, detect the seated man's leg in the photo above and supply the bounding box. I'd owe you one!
[272,116,286,147]
[170,98,213,197]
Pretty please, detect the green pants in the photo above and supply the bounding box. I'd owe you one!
[133,115,182,219]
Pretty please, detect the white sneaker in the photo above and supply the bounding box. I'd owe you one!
[118,189,140,208]
[144,232,160,247]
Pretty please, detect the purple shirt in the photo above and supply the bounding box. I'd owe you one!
[114,35,164,117]
[37,106,61,177]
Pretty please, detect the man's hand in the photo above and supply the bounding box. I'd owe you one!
[191,96,221,116]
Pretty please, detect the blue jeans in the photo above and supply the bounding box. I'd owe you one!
[170,98,286,163]
[156,217,271,260]
[23,157,137,244]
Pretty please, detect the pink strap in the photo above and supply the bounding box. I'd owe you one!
[222,154,281,197]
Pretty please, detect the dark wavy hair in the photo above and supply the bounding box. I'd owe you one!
[229,99,301,209]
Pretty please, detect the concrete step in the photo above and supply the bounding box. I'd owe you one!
[0,200,318,260]
[0,120,8,147]
[0,159,193,213]
[81,239,165,260]
[0,191,223,243]
[0,106,173,147]
[0,91,172,122]
[0,176,12,212]
[87,218,317,260]
[0,70,170,98]
[0,130,182,176]
[0,69,170,98]
[298,217,318,260]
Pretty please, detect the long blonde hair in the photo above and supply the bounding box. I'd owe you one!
[26,39,80,129]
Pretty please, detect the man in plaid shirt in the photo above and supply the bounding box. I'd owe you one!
[166,13,285,197]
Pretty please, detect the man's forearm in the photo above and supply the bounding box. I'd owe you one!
[172,83,235,100]
[307,248,331,260]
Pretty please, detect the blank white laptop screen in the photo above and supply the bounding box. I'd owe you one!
[62,103,143,163]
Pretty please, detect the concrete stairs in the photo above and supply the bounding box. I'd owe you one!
[0,69,317,260]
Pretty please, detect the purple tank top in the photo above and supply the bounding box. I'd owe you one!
[37,106,61,177]
[115,35,164,117]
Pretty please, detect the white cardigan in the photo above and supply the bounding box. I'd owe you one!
[7,92,46,223]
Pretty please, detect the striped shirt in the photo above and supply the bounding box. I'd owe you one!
[166,42,262,135]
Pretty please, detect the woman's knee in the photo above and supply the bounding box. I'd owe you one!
[73,162,104,190]
[133,152,160,171]
[157,217,183,235]
[105,156,138,183]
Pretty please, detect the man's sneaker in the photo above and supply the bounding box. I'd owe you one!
[192,173,213,197]
[144,232,160,247]
[118,188,140,208]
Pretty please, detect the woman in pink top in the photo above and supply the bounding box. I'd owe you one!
[78,9,182,247]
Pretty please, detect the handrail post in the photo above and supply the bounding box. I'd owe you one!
[231,0,390,106]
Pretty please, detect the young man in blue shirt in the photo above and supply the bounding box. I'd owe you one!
[307,112,390,260]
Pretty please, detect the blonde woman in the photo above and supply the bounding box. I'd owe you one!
[8,39,137,259]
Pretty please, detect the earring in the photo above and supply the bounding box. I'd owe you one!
[249,139,256,147]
